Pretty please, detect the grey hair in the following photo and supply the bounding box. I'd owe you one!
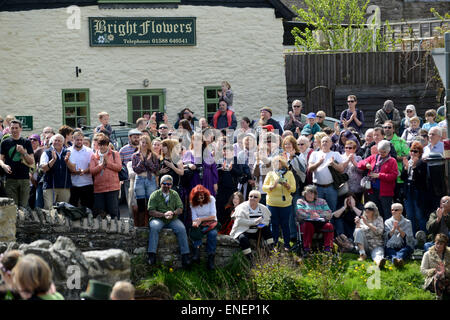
[429,126,442,137]
[50,133,65,145]
[377,140,391,153]
[160,175,173,183]
[292,99,302,107]
[302,184,318,199]
[363,201,380,220]
[248,190,261,199]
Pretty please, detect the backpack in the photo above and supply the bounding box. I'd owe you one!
[111,151,129,181]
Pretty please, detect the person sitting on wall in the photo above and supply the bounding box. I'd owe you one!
[147,174,191,268]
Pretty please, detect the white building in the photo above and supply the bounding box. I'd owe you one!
[0,0,294,133]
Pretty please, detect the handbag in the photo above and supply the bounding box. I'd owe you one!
[111,152,129,181]
[360,176,371,190]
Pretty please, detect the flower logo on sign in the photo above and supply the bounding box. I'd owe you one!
[97,35,106,44]
[108,34,114,41]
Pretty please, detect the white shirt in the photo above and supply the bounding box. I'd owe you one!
[40,148,63,166]
[190,196,217,221]
[68,145,94,187]
[309,150,343,185]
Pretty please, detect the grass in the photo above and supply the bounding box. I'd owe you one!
[132,250,437,300]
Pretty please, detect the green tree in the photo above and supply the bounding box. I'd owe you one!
[291,0,397,52]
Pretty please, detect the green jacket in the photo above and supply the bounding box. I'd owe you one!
[387,134,409,183]
[148,189,183,224]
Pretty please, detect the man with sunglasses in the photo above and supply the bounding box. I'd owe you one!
[147,175,191,268]
[383,120,409,203]
[384,203,415,268]
[284,100,304,138]
[340,95,364,135]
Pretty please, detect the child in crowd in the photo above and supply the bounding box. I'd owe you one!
[110,281,135,300]
[95,111,113,137]
[12,254,64,300]
[303,113,321,136]
[0,250,23,299]
[422,109,438,132]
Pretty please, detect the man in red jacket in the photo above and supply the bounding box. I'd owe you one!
[211,100,237,130]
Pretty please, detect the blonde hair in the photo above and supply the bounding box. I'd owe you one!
[12,254,52,295]
[363,201,380,220]
[111,281,135,300]
[161,139,179,160]
[97,111,109,119]
[222,81,231,89]
[314,132,327,144]
[272,155,288,170]
[138,134,154,155]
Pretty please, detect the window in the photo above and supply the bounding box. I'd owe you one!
[204,86,221,124]
[127,89,165,124]
[62,89,90,128]
[98,0,180,3]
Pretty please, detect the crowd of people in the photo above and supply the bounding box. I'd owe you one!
[0,91,449,299]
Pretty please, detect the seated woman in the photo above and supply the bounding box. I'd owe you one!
[332,193,363,240]
[12,254,64,300]
[353,201,386,268]
[421,233,450,300]
[296,185,334,254]
[219,191,244,235]
[384,203,415,268]
[229,190,274,262]
[189,185,219,270]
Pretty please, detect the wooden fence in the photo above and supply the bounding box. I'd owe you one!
[285,51,444,132]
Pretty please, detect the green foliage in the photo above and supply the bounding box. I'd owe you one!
[291,0,399,52]
[134,251,435,300]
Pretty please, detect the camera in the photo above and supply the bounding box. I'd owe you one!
[197,164,204,180]
[276,167,288,183]
[155,112,165,124]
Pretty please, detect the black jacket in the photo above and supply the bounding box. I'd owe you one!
[400,158,428,191]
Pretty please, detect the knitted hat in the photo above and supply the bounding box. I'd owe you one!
[383,100,394,112]
[29,134,41,144]
[306,112,316,119]
[260,107,272,115]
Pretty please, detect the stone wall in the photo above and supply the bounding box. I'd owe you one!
[0,236,130,300]
[12,204,240,269]
[0,198,16,242]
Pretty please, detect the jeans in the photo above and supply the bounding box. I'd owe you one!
[353,228,385,264]
[403,184,426,233]
[268,205,292,249]
[93,190,119,218]
[316,185,338,212]
[289,193,300,240]
[148,218,190,255]
[35,182,44,209]
[385,245,413,262]
[367,189,392,220]
[134,175,157,200]
[192,228,218,254]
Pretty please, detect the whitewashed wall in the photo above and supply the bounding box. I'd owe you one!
[0,5,287,133]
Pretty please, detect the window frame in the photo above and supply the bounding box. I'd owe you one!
[61,88,90,128]
[126,89,166,124]
[204,86,221,124]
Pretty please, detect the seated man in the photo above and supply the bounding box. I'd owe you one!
[384,203,415,268]
[147,175,191,268]
[424,195,450,252]
[229,190,274,262]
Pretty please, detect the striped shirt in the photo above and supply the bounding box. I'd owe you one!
[119,144,137,164]
[248,206,263,233]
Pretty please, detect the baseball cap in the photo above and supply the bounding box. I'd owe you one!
[128,129,142,136]
[306,112,316,119]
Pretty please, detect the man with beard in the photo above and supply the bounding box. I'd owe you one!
[68,131,94,209]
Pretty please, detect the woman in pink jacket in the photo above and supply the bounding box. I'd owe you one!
[357,140,398,220]
[89,133,123,218]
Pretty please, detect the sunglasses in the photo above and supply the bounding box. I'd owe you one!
[161,182,172,186]
[249,195,260,199]
[160,126,168,129]
[410,150,419,153]
[30,138,38,141]
[347,100,355,103]
[391,208,401,212]
[316,116,324,118]
[293,105,301,108]
[383,126,393,129]
[345,146,354,149]
[406,110,413,113]
[421,135,428,138]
